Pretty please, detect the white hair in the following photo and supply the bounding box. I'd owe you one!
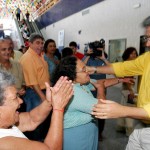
[0,70,15,105]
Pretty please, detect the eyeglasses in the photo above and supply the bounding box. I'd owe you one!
[76,67,86,73]
[142,36,150,42]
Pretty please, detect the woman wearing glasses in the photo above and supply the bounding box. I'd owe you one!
[52,56,132,150]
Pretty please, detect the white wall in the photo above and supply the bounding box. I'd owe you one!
[41,0,150,54]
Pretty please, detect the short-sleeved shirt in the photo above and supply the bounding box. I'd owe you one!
[112,51,150,123]
[0,59,24,90]
[11,50,23,62]
[64,82,98,128]
[20,48,50,89]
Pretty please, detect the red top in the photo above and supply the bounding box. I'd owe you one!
[75,52,84,60]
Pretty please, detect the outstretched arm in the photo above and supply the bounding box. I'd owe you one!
[0,77,73,150]
[91,99,149,120]
[18,77,73,132]
[82,48,93,65]
[103,77,134,88]
[91,77,134,91]
[44,78,73,150]
[82,56,90,65]
[99,50,110,65]
[91,77,135,103]
[86,65,115,75]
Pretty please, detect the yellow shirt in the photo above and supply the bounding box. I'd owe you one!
[112,51,150,122]
[20,48,50,89]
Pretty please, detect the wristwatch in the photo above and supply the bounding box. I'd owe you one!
[94,67,97,74]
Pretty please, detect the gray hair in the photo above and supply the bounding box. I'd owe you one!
[143,16,150,27]
[0,70,15,105]
[29,33,44,43]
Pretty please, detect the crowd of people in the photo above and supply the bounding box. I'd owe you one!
[14,7,30,50]
[19,19,30,42]
[0,15,150,150]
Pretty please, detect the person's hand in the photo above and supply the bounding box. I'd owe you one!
[84,48,93,56]
[120,78,135,84]
[91,99,125,119]
[45,76,72,106]
[96,48,106,60]
[86,66,96,74]
[18,88,26,96]
[49,77,73,110]
[87,48,93,54]
[128,92,135,100]
[100,51,105,60]
[90,80,105,89]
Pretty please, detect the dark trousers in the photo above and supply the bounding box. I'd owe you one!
[16,13,20,21]
[23,88,51,141]
[18,95,26,112]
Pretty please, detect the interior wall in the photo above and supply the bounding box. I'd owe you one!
[41,0,150,54]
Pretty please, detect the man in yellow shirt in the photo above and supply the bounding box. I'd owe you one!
[88,16,150,123]
[20,33,50,141]
[88,16,150,149]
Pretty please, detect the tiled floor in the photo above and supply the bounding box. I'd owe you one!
[99,86,129,150]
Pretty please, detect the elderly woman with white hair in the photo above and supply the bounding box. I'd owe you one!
[0,70,73,150]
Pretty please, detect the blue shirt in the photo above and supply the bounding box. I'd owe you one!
[44,53,58,76]
[64,82,98,128]
[16,8,21,14]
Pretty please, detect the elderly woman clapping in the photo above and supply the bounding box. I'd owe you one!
[0,70,73,150]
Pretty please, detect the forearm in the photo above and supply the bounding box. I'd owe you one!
[32,85,46,101]
[104,78,120,87]
[19,100,52,131]
[103,77,135,88]
[96,78,119,88]
[95,80,106,99]
[97,65,114,74]
[82,56,90,65]
[122,106,149,120]
[29,100,52,125]
[97,87,106,100]
[44,111,63,150]
[91,65,114,75]
[102,58,110,65]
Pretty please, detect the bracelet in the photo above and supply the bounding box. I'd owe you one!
[53,108,64,112]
